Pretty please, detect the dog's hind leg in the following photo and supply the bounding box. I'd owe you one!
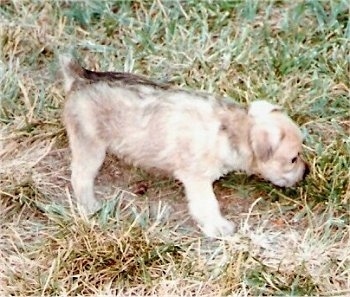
[69,135,107,214]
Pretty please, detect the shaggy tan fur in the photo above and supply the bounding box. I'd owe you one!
[60,55,308,237]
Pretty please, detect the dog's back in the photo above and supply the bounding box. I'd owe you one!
[59,55,169,94]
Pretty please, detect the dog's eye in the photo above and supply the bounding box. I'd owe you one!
[291,156,298,164]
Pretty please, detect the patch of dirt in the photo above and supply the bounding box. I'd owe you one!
[98,154,257,226]
[35,147,257,230]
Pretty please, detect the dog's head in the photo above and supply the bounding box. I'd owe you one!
[248,101,309,187]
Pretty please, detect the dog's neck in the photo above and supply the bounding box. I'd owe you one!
[217,106,256,174]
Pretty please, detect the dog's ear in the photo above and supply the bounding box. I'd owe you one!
[250,125,282,162]
[248,100,282,117]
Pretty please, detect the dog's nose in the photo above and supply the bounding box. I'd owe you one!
[303,163,310,179]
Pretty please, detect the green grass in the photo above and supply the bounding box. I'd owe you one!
[0,0,349,295]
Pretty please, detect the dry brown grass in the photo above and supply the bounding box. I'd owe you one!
[1,0,349,295]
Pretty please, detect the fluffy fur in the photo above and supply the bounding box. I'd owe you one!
[60,55,308,237]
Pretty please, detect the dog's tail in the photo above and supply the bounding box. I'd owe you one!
[59,54,85,93]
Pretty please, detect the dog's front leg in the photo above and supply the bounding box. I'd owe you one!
[177,174,234,237]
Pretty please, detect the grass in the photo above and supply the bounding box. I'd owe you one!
[0,0,349,295]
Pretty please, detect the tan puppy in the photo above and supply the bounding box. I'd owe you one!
[60,55,308,237]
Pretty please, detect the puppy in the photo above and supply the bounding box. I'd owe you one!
[60,55,308,237]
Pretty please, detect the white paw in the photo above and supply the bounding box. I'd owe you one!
[201,217,235,238]
[77,200,101,216]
